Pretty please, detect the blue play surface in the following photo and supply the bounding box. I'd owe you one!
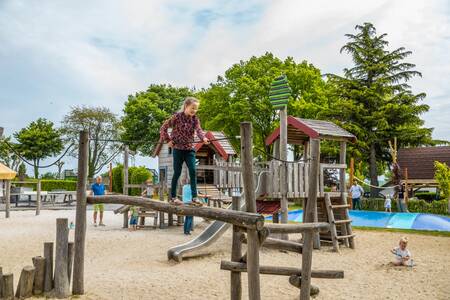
[266,210,450,232]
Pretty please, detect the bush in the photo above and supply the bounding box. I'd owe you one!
[415,192,440,202]
[407,199,448,215]
[110,164,152,195]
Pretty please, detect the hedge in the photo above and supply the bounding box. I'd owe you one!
[414,192,441,202]
[360,198,448,215]
[12,179,77,191]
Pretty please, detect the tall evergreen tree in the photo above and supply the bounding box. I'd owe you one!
[327,23,434,196]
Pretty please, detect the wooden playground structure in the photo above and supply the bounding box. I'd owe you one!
[69,123,345,300]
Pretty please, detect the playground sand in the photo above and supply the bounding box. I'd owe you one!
[0,210,449,300]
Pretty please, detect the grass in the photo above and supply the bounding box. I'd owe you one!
[353,226,450,237]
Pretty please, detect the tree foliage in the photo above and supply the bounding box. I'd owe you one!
[14,118,63,178]
[62,106,121,178]
[197,53,330,158]
[434,161,450,212]
[326,23,434,195]
[0,136,21,171]
[121,84,193,156]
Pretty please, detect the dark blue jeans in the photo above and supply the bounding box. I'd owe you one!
[352,197,362,210]
[171,149,197,199]
[184,216,193,234]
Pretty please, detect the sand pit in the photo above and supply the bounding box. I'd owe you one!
[0,210,449,299]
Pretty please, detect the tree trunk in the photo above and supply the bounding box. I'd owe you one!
[34,160,39,179]
[369,143,378,197]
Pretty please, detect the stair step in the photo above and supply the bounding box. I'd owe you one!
[334,219,352,224]
[331,204,351,209]
[336,234,356,240]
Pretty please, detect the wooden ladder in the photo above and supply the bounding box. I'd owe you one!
[324,193,355,252]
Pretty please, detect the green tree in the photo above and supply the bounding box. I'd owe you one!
[18,163,27,180]
[121,84,193,156]
[0,136,21,171]
[434,161,450,213]
[197,53,330,158]
[14,118,64,178]
[327,23,434,196]
[62,106,121,178]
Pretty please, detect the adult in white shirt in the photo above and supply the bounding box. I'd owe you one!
[349,180,364,210]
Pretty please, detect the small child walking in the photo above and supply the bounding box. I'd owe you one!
[160,97,209,206]
[182,180,194,235]
[391,237,412,266]
[141,179,153,198]
[129,206,139,231]
[384,195,392,212]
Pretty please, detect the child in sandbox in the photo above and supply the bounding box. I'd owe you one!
[391,237,412,266]
[129,206,139,231]
[384,195,392,212]
[160,97,209,206]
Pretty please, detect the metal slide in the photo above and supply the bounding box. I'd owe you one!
[167,200,246,262]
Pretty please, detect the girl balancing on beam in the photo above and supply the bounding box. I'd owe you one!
[160,97,209,206]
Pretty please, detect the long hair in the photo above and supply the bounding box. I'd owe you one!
[179,97,199,112]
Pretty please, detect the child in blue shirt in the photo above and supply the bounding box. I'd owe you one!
[182,181,194,235]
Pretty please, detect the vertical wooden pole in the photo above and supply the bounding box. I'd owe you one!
[32,256,46,295]
[5,180,11,218]
[339,142,349,247]
[16,265,36,299]
[279,107,288,240]
[109,162,113,193]
[36,180,41,216]
[159,181,166,228]
[44,242,54,292]
[3,273,14,300]
[54,218,69,298]
[0,266,3,297]
[404,168,409,204]
[230,196,242,300]
[72,130,88,295]
[349,158,355,209]
[240,122,260,300]
[123,146,129,229]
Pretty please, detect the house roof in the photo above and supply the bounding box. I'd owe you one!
[397,146,450,180]
[0,163,16,180]
[153,131,236,160]
[265,116,357,145]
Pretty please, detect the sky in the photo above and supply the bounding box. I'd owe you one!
[0,0,449,175]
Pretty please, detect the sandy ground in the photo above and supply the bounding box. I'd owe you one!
[0,209,449,300]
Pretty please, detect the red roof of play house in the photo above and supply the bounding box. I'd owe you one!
[397,146,450,180]
[265,116,357,145]
[256,200,281,214]
[153,131,236,160]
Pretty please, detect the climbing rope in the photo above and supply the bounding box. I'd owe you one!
[353,177,400,189]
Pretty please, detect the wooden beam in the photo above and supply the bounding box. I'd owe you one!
[72,130,89,295]
[241,236,303,253]
[36,180,41,216]
[231,196,242,300]
[87,195,264,230]
[3,273,14,300]
[123,146,129,229]
[220,261,344,279]
[264,223,329,234]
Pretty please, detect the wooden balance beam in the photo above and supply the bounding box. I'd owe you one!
[220,261,344,279]
[87,195,264,230]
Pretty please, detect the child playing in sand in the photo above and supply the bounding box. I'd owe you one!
[182,179,194,235]
[160,97,209,206]
[391,237,412,266]
[384,195,392,212]
[129,206,139,231]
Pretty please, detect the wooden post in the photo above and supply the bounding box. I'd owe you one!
[36,179,41,216]
[109,162,113,193]
[3,273,14,300]
[301,138,320,299]
[231,196,242,300]
[240,122,260,300]
[349,158,354,209]
[159,182,166,228]
[54,218,69,298]
[43,242,54,293]
[339,142,349,248]
[32,256,46,295]
[404,168,409,204]
[279,107,288,240]
[123,146,129,229]
[67,242,74,285]
[16,266,35,299]
[72,130,89,295]
[0,266,3,297]
[5,180,11,218]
